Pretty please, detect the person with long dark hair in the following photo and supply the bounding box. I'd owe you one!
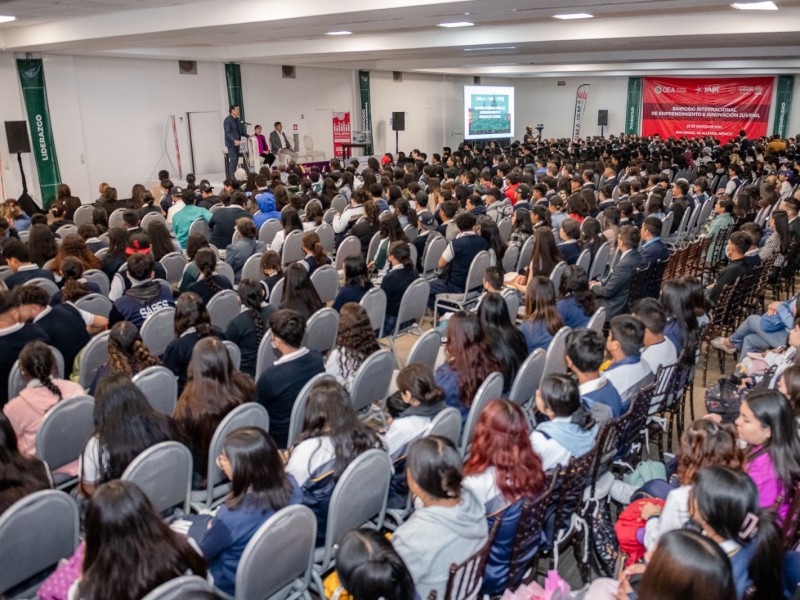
[280,262,324,320]
[174,337,254,483]
[520,276,563,353]
[478,217,507,270]
[509,227,562,291]
[760,209,791,267]
[435,311,502,420]
[659,278,700,355]
[349,198,381,256]
[224,279,275,377]
[76,480,207,600]
[477,292,527,387]
[557,264,595,328]
[28,224,58,268]
[580,217,605,258]
[146,220,176,262]
[49,256,100,306]
[0,412,49,514]
[391,436,488,600]
[78,373,174,497]
[269,206,303,254]
[178,233,211,292]
[300,230,331,275]
[325,303,380,392]
[259,249,283,298]
[530,374,597,472]
[332,256,372,311]
[370,214,408,275]
[286,379,382,542]
[186,248,233,304]
[163,292,225,391]
[200,427,302,596]
[380,241,419,336]
[100,227,129,280]
[690,466,784,600]
[463,399,546,594]
[508,207,532,249]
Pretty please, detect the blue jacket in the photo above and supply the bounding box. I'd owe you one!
[254,192,281,229]
[519,319,555,354]
[641,238,670,266]
[557,296,590,329]
[557,241,581,265]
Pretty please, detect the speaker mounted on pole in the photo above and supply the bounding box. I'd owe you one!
[392,112,405,132]
[5,121,31,154]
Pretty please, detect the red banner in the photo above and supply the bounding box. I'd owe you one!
[332,112,351,158]
[641,77,773,140]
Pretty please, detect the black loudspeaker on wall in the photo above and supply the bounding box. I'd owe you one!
[5,121,31,154]
[392,112,405,131]
[597,110,609,127]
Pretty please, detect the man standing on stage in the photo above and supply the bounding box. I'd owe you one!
[269,121,298,164]
[251,125,276,168]
[224,105,244,176]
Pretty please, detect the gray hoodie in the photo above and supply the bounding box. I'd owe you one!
[392,486,488,600]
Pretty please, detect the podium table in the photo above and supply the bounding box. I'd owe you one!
[340,143,370,159]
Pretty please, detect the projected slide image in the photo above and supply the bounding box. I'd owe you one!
[464,85,515,140]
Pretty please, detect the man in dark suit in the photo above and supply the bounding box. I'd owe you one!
[223,105,244,177]
[590,225,644,318]
[640,216,670,267]
[269,121,298,164]
[255,309,324,449]
[783,198,800,245]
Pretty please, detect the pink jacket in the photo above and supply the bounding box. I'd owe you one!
[3,379,85,458]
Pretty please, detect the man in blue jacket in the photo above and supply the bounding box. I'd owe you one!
[223,105,244,177]
[640,216,670,267]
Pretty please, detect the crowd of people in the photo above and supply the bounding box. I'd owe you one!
[1,129,800,599]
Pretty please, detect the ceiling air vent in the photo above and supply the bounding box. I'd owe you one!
[178,60,197,75]
[282,65,296,79]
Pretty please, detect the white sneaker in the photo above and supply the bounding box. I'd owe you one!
[710,337,736,355]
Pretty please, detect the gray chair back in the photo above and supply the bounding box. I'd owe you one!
[79,330,110,387]
[8,345,65,400]
[392,278,429,337]
[517,236,534,272]
[498,217,512,243]
[366,231,382,263]
[0,490,79,593]
[188,218,211,241]
[311,264,339,304]
[425,407,462,447]
[282,230,305,266]
[259,219,282,244]
[133,366,178,416]
[241,252,263,283]
[502,288,521,321]
[270,277,285,305]
[508,348,546,409]
[403,224,419,243]
[422,235,447,279]
[287,374,336,449]
[140,211,166,230]
[576,249,591,275]
[236,505,317,600]
[359,287,387,335]
[542,326,572,380]
[108,208,126,229]
[316,223,335,254]
[323,208,336,224]
[256,330,275,377]
[26,277,59,298]
[587,306,606,333]
[549,260,567,292]
[72,204,94,226]
[588,242,610,281]
[215,262,236,286]
[83,269,110,296]
[350,349,394,413]
[303,307,339,354]
[35,395,94,488]
[160,252,188,284]
[335,236,361,271]
[317,449,392,571]
[223,340,241,371]
[74,293,112,318]
[207,289,241,331]
[194,402,270,510]
[331,195,348,214]
[660,212,674,239]
[693,199,715,235]
[94,247,109,260]
[141,576,213,600]
[459,372,504,457]
[56,224,79,238]
[406,329,441,368]
[140,307,176,357]
[502,244,520,274]
[463,250,490,300]
[122,441,192,517]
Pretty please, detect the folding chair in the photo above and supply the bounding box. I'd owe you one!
[122,441,192,518]
[133,366,178,415]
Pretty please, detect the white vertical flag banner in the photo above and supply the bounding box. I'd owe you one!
[573,84,591,141]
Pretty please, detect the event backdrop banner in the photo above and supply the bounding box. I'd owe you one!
[625,77,642,135]
[773,75,794,138]
[16,58,61,209]
[332,112,351,158]
[357,70,373,154]
[642,77,773,139]
[572,84,590,141]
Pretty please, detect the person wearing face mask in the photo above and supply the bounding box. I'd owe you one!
[255,309,324,449]
[705,232,755,308]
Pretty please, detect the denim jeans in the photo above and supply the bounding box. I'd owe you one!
[729,314,788,362]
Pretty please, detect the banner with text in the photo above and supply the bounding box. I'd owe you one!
[625,77,642,135]
[17,59,61,209]
[772,75,794,138]
[642,77,773,140]
[357,70,373,154]
[332,112,351,158]
[572,84,590,141]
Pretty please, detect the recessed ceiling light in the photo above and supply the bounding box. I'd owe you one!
[464,46,517,51]
[326,30,352,35]
[731,1,778,9]
[437,21,474,28]
[553,12,594,19]
[0,15,16,23]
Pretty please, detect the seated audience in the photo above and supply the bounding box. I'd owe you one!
[2,239,56,289]
[520,276,563,353]
[556,218,582,265]
[428,212,488,307]
[477,292,527,388]
[0,412,49,515]
[259,249,283,298]
[603,315,654,411]
[186,248,234,304]
[660,278,700,354]
[209,191,252,249]
[325,303,380,392]
[280,262,324,320]
[88,321,160,395]
[633,298,679,375]
[333,256,372,311]
[590,224,644,318]
[108,253,174,330]
[557,264,595,328]
[640,215,670,266]
[566,329,623,420]
[380,241,419,336]
[706,232,755,307]
[224,279,275,378]
[225,217,264,283]
[300,231,331,274]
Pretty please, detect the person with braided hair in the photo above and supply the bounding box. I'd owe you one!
[88,321,160,395]
[224,279,276,377]
[186,247,233,304]
[3,340,83,461]
[300,231,331,275]
[49,256,101,306]
[163,292,225,392]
